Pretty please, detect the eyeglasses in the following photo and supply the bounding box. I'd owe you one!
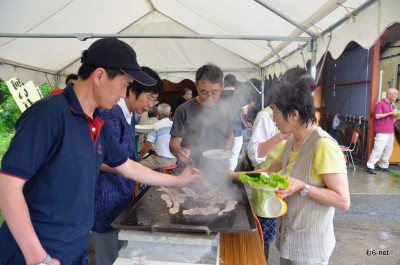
[199,90,221,97]
[146,96,159,105]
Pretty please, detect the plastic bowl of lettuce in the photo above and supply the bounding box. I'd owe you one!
[238,172,290,191]
[238,172,291,217]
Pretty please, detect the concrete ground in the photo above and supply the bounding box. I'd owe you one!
[268,165,400,265]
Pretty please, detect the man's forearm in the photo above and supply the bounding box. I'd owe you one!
[0,175,47,264]
[376,112,392,119]
[115,159,182,187]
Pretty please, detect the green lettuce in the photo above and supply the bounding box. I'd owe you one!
[238,172,290,189]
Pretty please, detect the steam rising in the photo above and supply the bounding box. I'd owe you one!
[183,82,256,200]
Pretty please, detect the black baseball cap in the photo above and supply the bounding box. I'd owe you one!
[81,38,156,86]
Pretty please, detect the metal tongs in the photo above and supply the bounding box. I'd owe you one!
[184,158,218,196]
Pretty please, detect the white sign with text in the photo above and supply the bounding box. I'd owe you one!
[6,78,43,112]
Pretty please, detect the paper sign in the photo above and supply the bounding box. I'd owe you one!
[6,78,43,112]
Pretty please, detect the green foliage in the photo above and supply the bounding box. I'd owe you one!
[0,80,21,132]
[0,79,55,164]
[39,82,52,97]
[0,131,14,162]
[0,212,3,227]
[387,171,400,178]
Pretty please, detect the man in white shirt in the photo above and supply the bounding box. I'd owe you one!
[248,106,286,169]
[139,103,177,169]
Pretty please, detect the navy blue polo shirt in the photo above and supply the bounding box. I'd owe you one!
[0,84,128,262]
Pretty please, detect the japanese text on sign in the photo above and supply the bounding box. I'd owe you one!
[6,78,43,113]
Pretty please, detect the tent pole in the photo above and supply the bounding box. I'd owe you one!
[268,43,288,70]
[254,0,316,38]
[310,39,318,79]
[263,0,377,69]
[322,0,377,35]
[0,33,310,42]
[261,69,265,109]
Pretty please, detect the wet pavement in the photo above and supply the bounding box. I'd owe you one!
[268,165,400,265]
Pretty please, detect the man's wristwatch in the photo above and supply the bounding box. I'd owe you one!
[37,255,52,265]
[300,184,310,197]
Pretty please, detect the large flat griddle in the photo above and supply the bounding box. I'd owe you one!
[112,180,256,234]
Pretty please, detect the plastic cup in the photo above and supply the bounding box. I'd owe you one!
[263,193,287,218]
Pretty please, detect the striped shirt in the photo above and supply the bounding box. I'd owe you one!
[147,118,176,159]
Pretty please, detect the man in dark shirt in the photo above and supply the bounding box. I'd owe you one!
[170,63,234,176]
[0,38,200,265]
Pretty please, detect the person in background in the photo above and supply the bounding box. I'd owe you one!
[139,103,177,169]
[49,73,78,95]
[175,87,193,109]
[247,103,290,263]
[241,98,255,131]
[220,74,247,171]
[170,63,234,174]
[240,98,255,157]
[233,67,350,265]
[91,67,163,265]
[366,87,400,174]
[65,74,78,85]
[248,105,289,169]
[137,106,160,152]
[139,106,159,126]
[0,38,200,265]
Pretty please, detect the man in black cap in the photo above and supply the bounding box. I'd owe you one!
[0,38,201,265]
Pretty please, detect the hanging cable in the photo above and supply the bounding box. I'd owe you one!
[337,3,356,22]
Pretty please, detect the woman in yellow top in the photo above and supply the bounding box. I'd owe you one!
[235,68,350,265]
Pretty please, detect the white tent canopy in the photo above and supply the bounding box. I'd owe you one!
[1,0,399,85]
